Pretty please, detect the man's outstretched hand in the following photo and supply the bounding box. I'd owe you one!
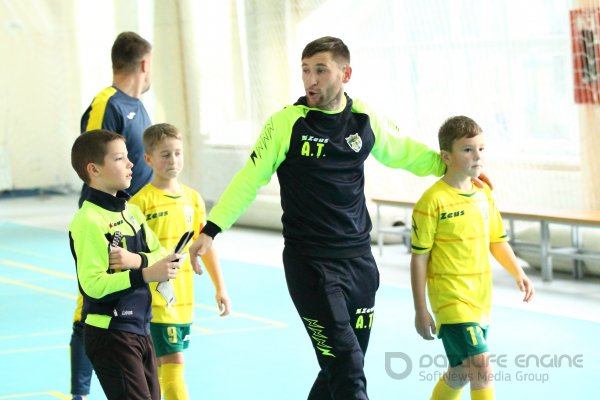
[473,172,493,190]
[188,233,213,275]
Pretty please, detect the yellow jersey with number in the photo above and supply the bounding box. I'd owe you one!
[130,183,205,324]
[411,179,507,331]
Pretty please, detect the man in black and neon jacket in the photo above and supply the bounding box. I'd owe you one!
[190,36,446,400]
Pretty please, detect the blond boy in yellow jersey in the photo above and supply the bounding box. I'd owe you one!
[130,123,231,400]
[410,116,535,400]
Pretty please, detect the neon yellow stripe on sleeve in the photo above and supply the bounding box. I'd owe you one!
[85,87,118,131]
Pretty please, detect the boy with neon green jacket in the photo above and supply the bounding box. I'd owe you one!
[69,129,181,399]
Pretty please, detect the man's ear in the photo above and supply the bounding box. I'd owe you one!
[342,65,352,83]
[140,58,148,73]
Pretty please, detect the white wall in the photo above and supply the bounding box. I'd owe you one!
[0,0,591,219]
[0,1,81,191]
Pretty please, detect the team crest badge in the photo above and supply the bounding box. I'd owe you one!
[345,133,362,152]
[184,205,194,227]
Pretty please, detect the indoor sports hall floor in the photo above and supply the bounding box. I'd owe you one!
[1,193,599,399]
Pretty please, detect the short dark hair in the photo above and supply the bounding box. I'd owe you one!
[143,123,182,154]
[71,130,124,184]
[301,36,350,64]
[438,116,482,152]
[111,31,152,74]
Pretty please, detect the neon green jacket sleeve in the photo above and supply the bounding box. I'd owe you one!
[69,203,166,302]
[208,108,297,231]
[353,99,445,176]
[71,209,137,301]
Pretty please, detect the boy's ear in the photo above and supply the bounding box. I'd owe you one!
[143,153,152,166]
[85,162,100,178]
[440,150,451,164]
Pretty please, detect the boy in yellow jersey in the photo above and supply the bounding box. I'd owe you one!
[130,123,231,399]
[410,116,535,400]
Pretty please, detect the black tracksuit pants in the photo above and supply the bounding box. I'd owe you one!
[283,246,379,400]
[84,325,160,400]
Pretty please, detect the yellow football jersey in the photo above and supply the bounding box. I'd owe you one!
[130,183,206,324]
[411,179,507,330]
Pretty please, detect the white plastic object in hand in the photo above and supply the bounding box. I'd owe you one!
[156,281,175,307]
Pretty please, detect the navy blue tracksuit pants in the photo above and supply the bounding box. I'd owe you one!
[283,246,379,400]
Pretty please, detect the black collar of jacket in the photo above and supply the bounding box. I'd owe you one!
[86,187,130,212]
[295,92,351,109]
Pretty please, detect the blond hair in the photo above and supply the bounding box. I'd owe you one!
[143,123,182,154]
